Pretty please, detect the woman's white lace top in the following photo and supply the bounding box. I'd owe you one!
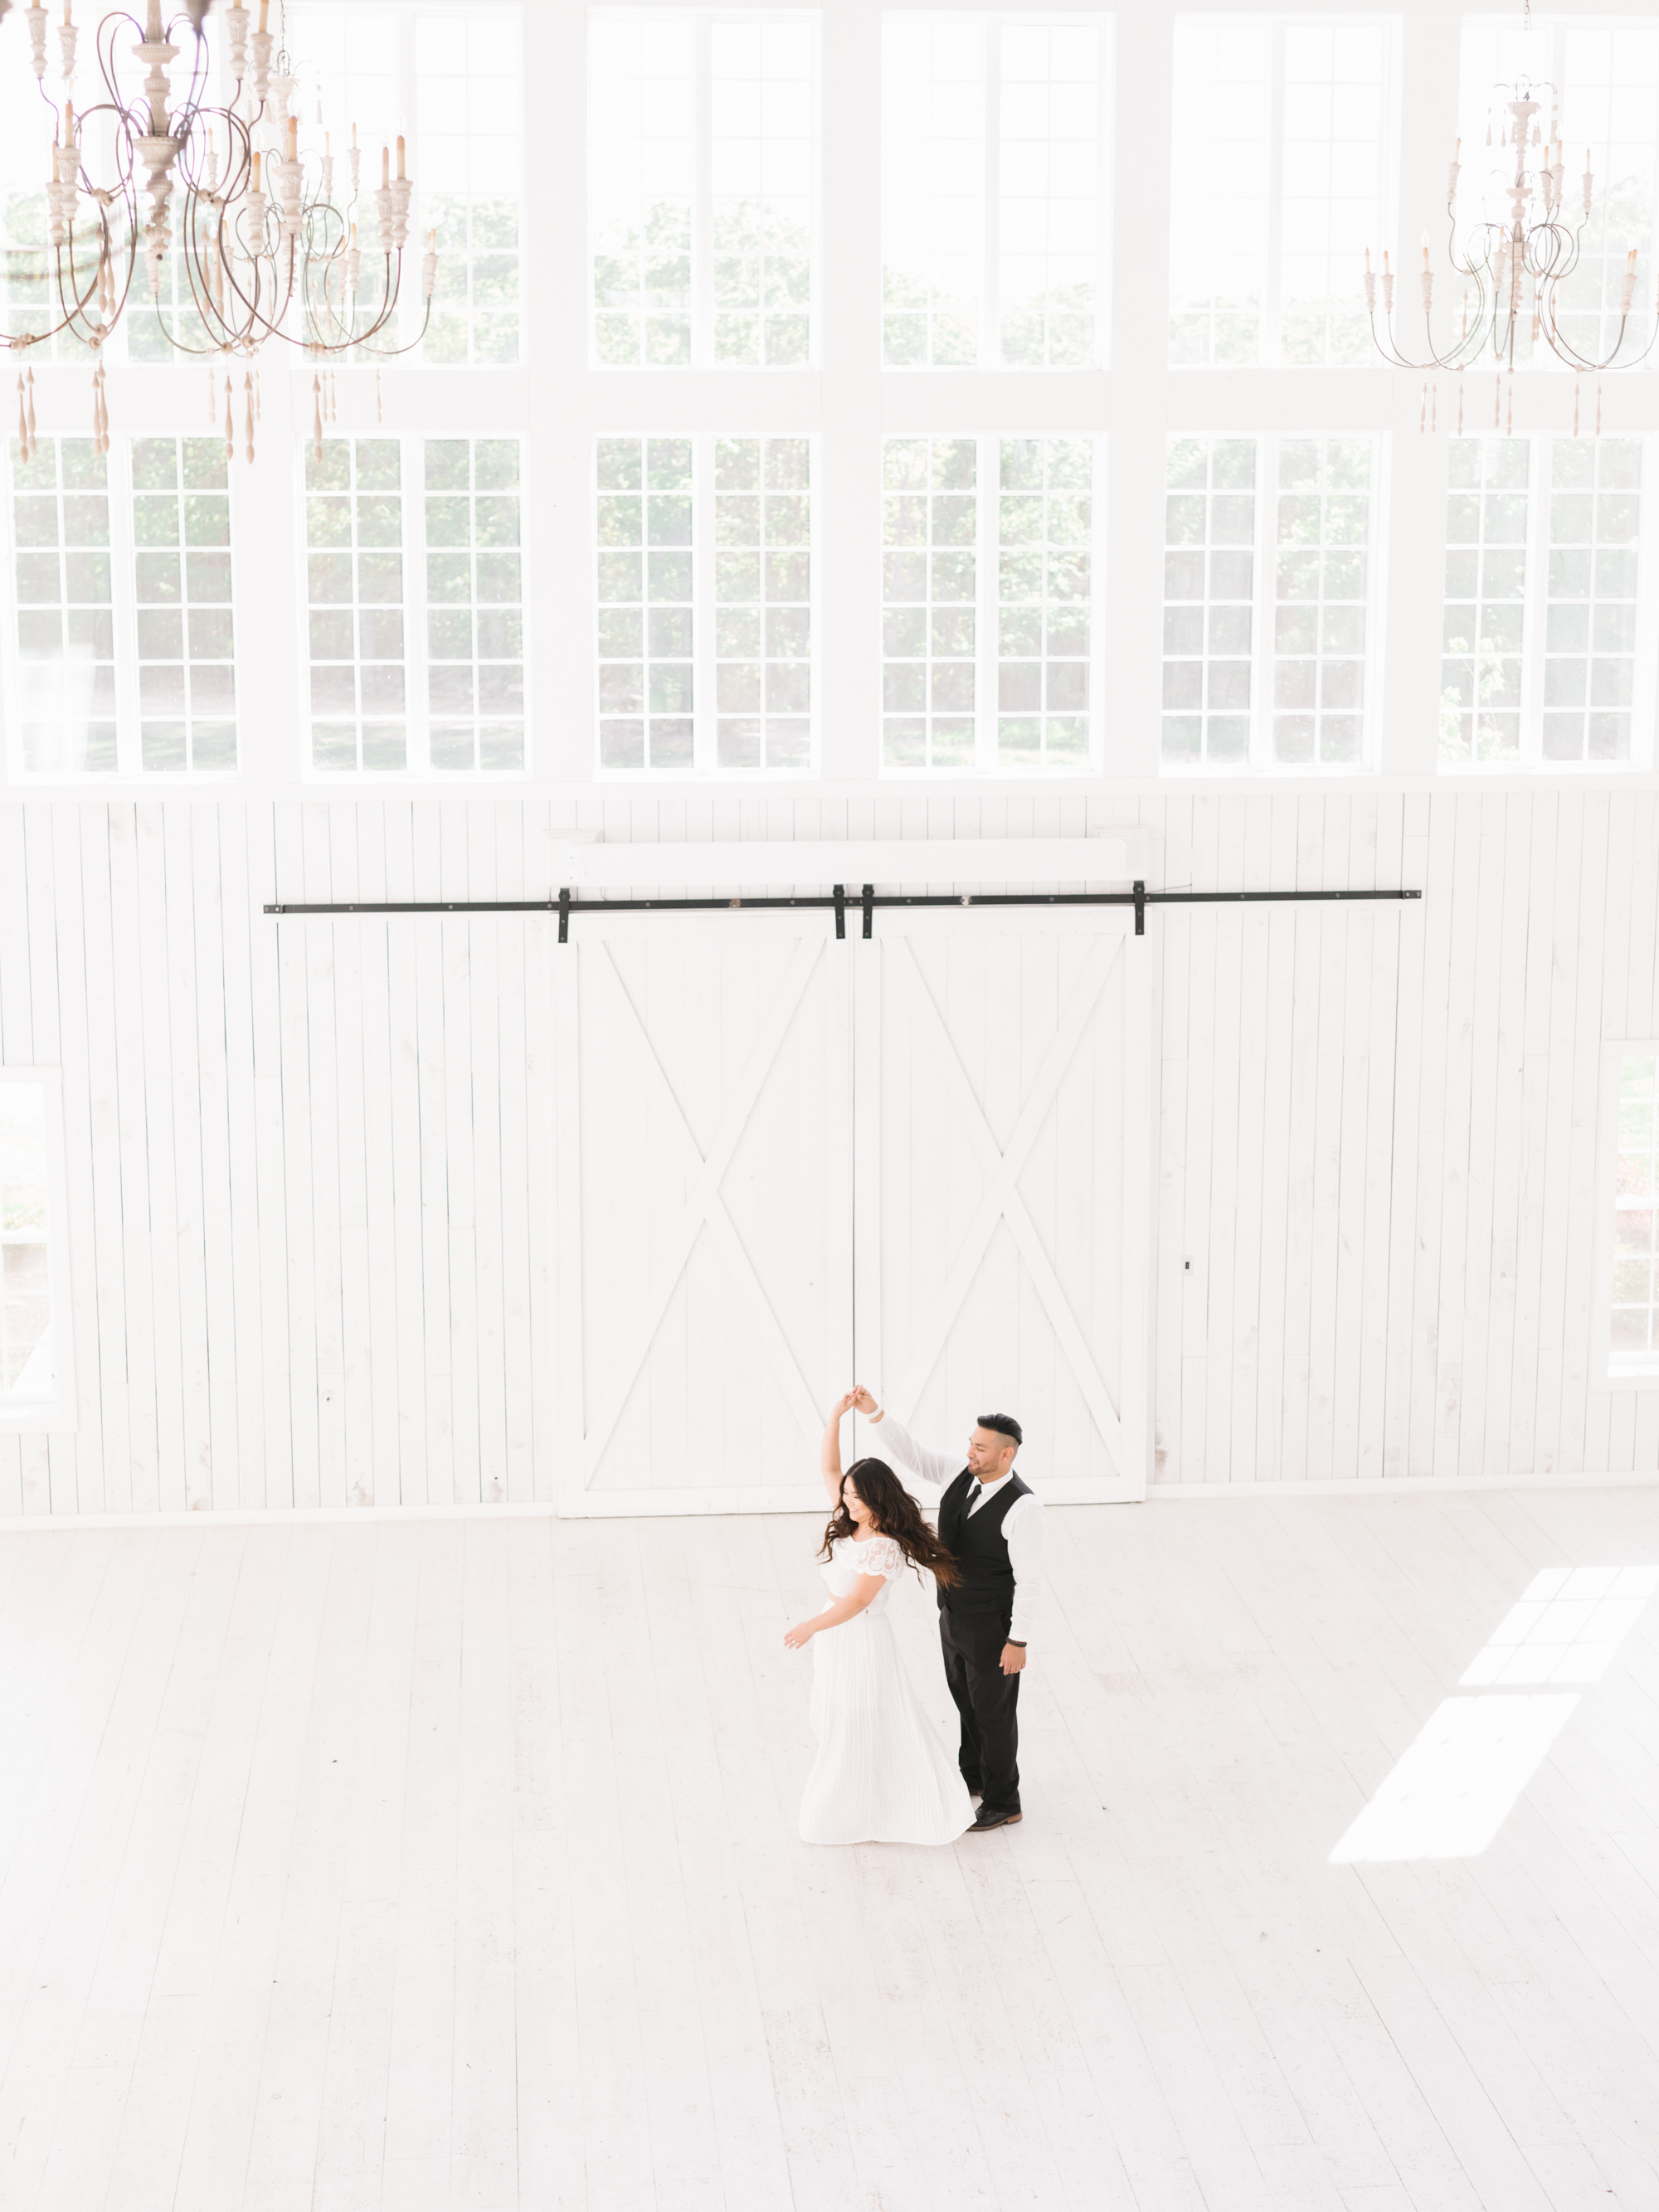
[833,1534,906,1579]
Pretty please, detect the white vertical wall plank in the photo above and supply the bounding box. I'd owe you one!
[1533,793,1585,1474]
[217,803,267,1510]
[1152,796,1191,1480]
[413,805,455,1504]
[135,803,187,1514]
[71,805,121,1514]
[301,805,347,1507]
[383,803,427,1506]
[1179,800,1218,1477]
[247,805,294,1508]
[19,809,58,1515]
[1253,797,1300,1482]
[328,805,373,1507]
[1560,798,1612,1475]
[275,802,320,1509]
[1478,794,1532,1480]
[189,805,239,1513]
[1507,794,1559,1485]
[163,807,212,1513]
[1355,797,1402,1480]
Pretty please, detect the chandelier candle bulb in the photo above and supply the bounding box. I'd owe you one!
[396,134,404,181]
[380,144,389,191]
[1363,246,1375,311]
[1584,153,1593,217]
[1448,139,1461,201]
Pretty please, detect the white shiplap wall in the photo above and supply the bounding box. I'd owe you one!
[0,790,1653,1514]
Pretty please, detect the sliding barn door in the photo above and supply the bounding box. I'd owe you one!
[853,915,1151,1502]
[554,916,851,1513]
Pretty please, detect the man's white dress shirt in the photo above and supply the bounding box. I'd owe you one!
[868,1411,1047,1645]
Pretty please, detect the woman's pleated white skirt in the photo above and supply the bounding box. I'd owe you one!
[799,1612,975,1846]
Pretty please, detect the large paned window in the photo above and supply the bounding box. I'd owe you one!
[882,14,1110,368]
[596,433,813,773]
[1162,433,1378,768]
[1458,17,1659,371]
[289,2,524,363]
[4,435,236,778]
[1440,436,1651,768]
[882,434,1100,771]
[0,1070,71,1430]
[1169,17,1395,367]
[305,435,525,775]
[588,11,817,367]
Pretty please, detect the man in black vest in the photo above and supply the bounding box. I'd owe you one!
[849,1387,1046,1832]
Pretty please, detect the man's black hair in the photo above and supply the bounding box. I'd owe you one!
[977,1412,1022,1447]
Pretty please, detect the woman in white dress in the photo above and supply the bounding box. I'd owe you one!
[785,1393,976,1846]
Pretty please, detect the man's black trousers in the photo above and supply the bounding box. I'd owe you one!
[939,1606,1020,1816]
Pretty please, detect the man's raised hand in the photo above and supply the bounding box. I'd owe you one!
[850,1384,880,1417]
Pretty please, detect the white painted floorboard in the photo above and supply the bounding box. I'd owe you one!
[2,1490,1657,2212]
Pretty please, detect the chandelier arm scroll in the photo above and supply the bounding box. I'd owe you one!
[0,0,440,400]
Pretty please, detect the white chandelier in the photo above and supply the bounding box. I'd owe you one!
[0,0,437,456]
[1365,7,1655,428]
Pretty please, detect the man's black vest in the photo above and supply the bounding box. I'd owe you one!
[937,1468,1032,1620]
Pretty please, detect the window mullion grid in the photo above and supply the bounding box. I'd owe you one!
[982,19,1000,368]
[107,436,140,776]
[1522,433,1550,766]
[693,431,717,773]
[1263,23,1287,367]
[694,13,714,371]
[403,434,430,774]
[976,432,998,771]
[1251,435,1275,771]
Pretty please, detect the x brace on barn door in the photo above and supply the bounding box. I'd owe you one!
[265,882,1423,937]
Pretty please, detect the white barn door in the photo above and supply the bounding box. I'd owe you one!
[554,915,851,1513]
[852,914,1151,1502]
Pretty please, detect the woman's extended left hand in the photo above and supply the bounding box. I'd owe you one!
[783,1619,817,1650]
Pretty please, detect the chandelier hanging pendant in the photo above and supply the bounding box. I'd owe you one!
[0,0,437,403]
[1365,4,1655,403]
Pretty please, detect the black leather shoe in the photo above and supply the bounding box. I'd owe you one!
[967,1807,1022,1831]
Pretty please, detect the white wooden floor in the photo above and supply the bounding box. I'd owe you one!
[1,1490,1657,2212]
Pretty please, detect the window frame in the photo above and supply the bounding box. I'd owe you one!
[1161,429,1388,777]
[1438,434,1659,776]
[586,5,824,372]
[0,434,242,786]
[0,1067,75,1437]
[1167,12,1401,372]
[296,431,532,785]
[879,428,1107,778]
[591,427,820,781]
[880,9,1115,373]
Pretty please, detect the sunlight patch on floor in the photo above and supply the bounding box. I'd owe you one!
[1331,1566,1659,1863]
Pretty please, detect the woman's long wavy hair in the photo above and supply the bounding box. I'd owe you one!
[819,1457,961,1587]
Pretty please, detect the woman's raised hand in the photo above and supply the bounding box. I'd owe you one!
[828,1389,857,1420]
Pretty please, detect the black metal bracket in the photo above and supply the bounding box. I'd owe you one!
[1133,878,1146,936]
[834,883,845,941]
[557,886,570,944]
[861,882,874,940]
